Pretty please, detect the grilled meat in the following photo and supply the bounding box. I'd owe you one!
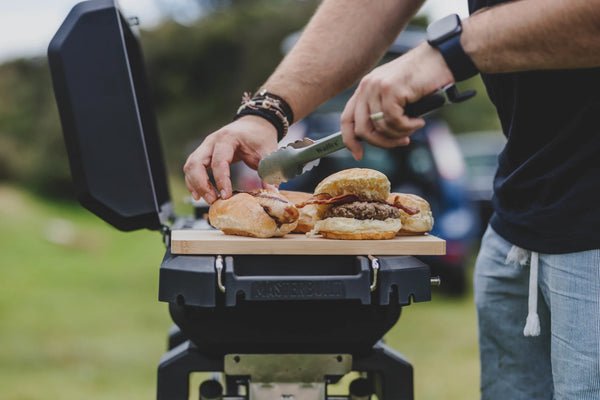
[323,201,401,221]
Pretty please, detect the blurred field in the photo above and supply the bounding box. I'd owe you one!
[0,185,479,400]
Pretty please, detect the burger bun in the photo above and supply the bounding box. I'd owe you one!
[279,190,317,233]
[315,217,402,240]
[312,168,401,239]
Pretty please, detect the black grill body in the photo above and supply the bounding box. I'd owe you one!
[160,252,431,356]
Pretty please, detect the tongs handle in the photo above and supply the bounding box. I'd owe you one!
[405,83,476,117]
[404,92,446,117]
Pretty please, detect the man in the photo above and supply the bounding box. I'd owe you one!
[184,0,600,398]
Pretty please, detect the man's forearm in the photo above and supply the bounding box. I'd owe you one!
[262,0,425,122]
[463,0,600,73]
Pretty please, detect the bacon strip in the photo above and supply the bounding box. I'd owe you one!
[392,203,420,216]
[297,193,420,215]
[233,190,298,224]
[234,190,289,204]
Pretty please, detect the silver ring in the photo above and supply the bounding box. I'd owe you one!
[369,111,384,121]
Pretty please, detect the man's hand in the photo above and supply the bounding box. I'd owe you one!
[340,42,454,160]
[183,116,278,204]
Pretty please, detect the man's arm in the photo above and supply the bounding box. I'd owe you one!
[262,0,426,121]
[184,0,425,203]
[463,0,600,73]
[341,0,600,159]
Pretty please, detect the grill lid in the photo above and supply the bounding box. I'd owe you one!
[48,0,172,231]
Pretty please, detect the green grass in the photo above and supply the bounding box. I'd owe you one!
[0,185,479,399]
[387,292,479,400]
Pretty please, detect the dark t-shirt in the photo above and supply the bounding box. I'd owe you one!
[468,0,600,253]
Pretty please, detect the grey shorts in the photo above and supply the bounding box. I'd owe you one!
[474,226,600,400]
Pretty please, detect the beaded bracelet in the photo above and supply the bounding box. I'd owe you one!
[254,89,294,126]
[233,90,294,141]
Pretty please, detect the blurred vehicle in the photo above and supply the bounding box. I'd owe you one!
[456,130,506,236]
[232,25,480,295]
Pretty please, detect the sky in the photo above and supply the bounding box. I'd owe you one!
[0,0,468,63]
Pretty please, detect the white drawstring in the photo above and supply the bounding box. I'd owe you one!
[505,245,541,337]
[505,245,529,267]
[523,251,540,336]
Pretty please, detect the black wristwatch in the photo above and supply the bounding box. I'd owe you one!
[426,14,478,82]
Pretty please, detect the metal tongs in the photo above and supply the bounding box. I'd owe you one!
[258,84,475,185]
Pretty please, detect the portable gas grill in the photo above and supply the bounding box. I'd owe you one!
[47,1,446,399]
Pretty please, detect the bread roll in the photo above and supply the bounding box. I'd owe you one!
[387,193,434,235]
[279,190,317,233]
[208,191,298,237]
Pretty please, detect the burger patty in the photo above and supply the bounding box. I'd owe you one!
[323,201,401,220]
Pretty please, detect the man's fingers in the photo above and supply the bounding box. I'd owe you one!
[183,137,220,204]
[184,160,217,204]
[342,130,364,160]
[211,140,235,200]
[369,95,426,138]
[377,115,426,138]
[372,135,412,148]
[184,175,200,201]
[261,181,279,192]
[353,100,374,140]
[341,97,364,160]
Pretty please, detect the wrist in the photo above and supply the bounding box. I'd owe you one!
[233,90,294,142]
[426,14,479,82]
[235,114,279,140]
[415,42,456,89]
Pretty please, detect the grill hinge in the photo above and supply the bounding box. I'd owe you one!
[161,224,171,248]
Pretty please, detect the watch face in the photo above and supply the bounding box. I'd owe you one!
[427,14,462,45]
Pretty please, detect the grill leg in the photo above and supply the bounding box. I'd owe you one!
[157,340,223,400]
[353,342,413,400]
[168,324,187,350]
[157,340,413,400]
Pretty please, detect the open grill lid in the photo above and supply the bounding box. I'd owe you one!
[48,0,172,231]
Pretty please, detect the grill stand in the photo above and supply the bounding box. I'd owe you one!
[157,331,413,400]
[156,253,432,400]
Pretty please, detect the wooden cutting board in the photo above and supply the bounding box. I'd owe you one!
[171,230,446,255]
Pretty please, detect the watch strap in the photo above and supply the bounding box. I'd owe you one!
[435,29,479,82]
